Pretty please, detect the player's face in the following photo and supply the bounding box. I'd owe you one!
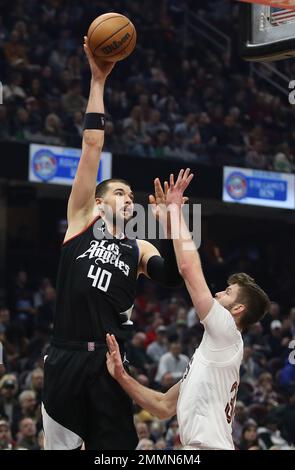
[215,283,243,312]
[98,182,134,223]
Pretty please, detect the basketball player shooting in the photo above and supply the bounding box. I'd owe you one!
[42,38,185,450]
[106,169,271,450]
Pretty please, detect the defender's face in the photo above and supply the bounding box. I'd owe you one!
[215,283,241,310]
[97,182,134,223]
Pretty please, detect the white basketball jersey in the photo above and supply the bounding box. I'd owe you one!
[177,300,243,450]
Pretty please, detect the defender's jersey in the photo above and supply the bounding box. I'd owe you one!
[53,217,139,342]
[177,300,243,450]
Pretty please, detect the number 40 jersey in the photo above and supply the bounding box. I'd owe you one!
[53,217,139,342]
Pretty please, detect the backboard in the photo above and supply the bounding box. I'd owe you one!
[240,2,295,60]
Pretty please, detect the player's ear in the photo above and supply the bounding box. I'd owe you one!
[95,197,103,206]
[95,197,105,214]
[232,304,245,315]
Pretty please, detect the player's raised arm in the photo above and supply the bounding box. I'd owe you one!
[106,334,179,420]
[66,37,115,238]
[165,169,214,321]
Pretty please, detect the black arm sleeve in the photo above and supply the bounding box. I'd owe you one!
[146,239,183,288]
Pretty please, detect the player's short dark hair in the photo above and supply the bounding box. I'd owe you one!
[228,273,270,331]
[95,178,131,198]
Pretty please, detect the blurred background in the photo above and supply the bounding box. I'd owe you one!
[0,0,295,451]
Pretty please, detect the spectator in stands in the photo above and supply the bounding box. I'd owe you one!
[146,325,168,364]
[239,423,259,450]
[279,359,295,389]
[232,401,249,447]
[253,372,279,407]
[155,341,189,388]
[33,278,53,310]
[0,306,10,339]
[273,152,292,173]
[3,30,28,68]
[35,286,55,329]
[12,270,35,327]
[61,80,87,115]
[267,320,286,359]
[257,415,289,450]
[0,419,14,450]
[135,421,151,441]
[262,301,281,335]
[278,387,295,445]
[41,113,64,145]
[127,332,152,374]
[240,346,262,386]
[3,322,28,371]
[25,368,44,405]
[17,417,37,450]
[0,374,19,433]
[136,438,155,450]
[244,322,271,357]
[18,390,38,422]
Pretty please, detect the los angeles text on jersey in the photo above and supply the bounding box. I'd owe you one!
[77,240,130,276]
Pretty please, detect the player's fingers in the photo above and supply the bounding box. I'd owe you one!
[83,43,92,60]
[149,194,156,205]
[175,169,184,186]
[183,173,194,190]
[169,174,175,188]
[106,334,113,353]
[111,334,120,353]
[179,168,190,189]
[183,168,191,180]
[154,178,164,198]
[183,197,189,203]
[164,181,169,195]
[83,36,90,50]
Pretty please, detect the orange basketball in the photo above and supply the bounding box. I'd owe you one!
[87,13,137,63]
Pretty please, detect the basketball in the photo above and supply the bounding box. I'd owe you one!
[87,13,137,63]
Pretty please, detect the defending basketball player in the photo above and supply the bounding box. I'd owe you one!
[42,37,184,450]
[106,169,271,450]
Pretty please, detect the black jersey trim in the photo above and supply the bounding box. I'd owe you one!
[63,216,101,246]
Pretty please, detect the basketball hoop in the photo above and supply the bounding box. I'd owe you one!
[239,0,295,60]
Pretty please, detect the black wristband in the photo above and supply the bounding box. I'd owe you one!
[83,113,106,131]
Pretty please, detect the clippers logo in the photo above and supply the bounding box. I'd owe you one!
[32,150,57,182]
[226,172,247,200]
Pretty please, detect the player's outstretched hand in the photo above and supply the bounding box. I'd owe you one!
[149,177,189,221]
[165,168,194,207]
[84,36,115,82]
[106,333,125,381]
